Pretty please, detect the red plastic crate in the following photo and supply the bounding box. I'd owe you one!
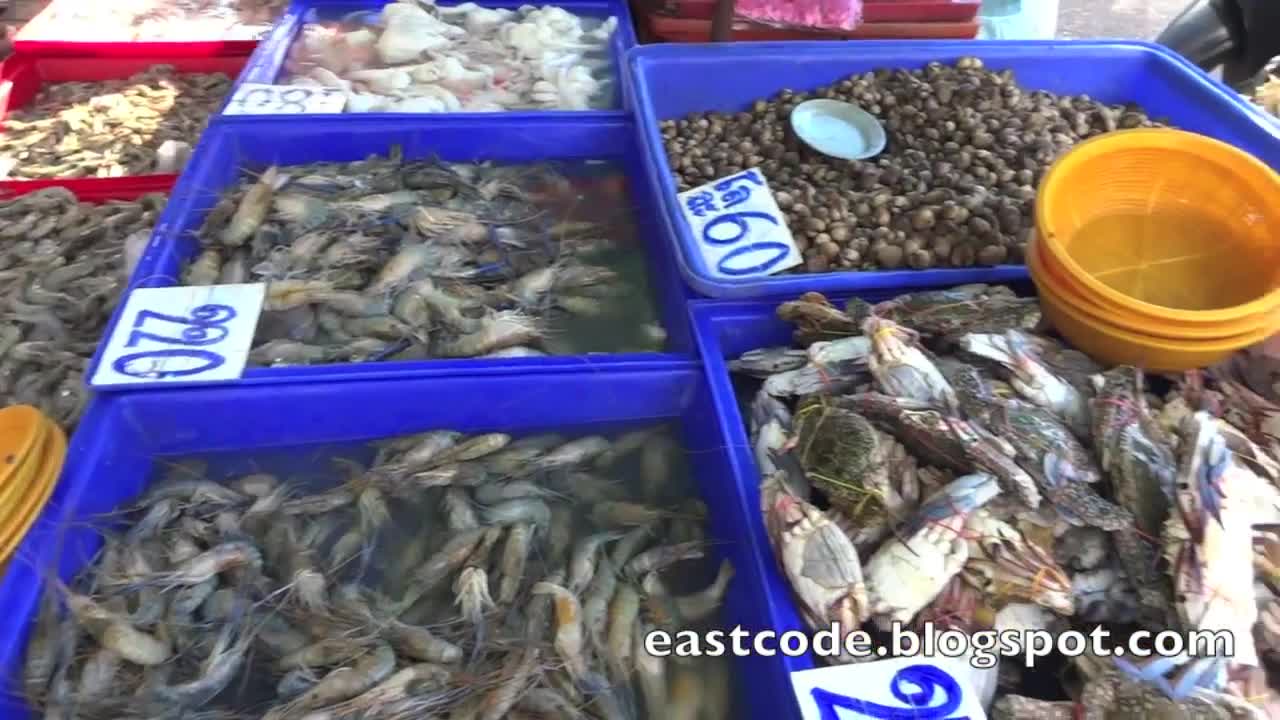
[0,54,246,195]
[639,13,980,41]
[650,0,981,22]
[13,0,264,58]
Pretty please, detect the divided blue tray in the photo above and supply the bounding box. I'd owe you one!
[92,116,695,389]
[627,41,1280,299]
[0,366,802,720]
[233,0,636,119]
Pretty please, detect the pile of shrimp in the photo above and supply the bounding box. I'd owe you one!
[0,187,165,431]
[23,426,735,719]
[281,0,618,112]
[184,148,665,366]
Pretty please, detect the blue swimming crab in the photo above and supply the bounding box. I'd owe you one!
[962,510,1075,617]
[777,292,860,346]
[958,330,1095,440]
[1090,366,1178,625]
[843,393,1042,511]
[863,316,958,412]
[1118,412,1259,700]
[847,284,1039,340]
[862,473,1002,630]
[945,357,1130,532]
[764,489,869,635]
[791,398,920,553]
[993,647,1270,720]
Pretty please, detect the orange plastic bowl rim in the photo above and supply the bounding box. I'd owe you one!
[1036,128,1280,323]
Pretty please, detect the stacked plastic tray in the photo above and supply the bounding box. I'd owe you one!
[5,17,1280,720]
[11,0,276,56]
[637,0,982,43]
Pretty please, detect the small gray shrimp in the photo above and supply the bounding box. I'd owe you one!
[568,531,623,595]
[386,621,463,664]
[267,642,396,718]
[484,498,551,528]
[150,622,251,707]
[442,487,479,531]
[150,541,263,588]
[498,522,535,605]
[137,480,248,509]
[624,542,705,579]
[474,480,563,504]
[478,648,541,720]
[539,436,612,471]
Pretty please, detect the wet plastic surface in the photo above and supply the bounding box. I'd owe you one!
[0,367,799,720]
[627,41,1280,298]
[0,55,248,193]
[639,14,979,41]
[235,0,637,116]
[649,0,982,22]
[89,116,695,390]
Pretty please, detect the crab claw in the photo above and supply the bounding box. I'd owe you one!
[1118,653,1229,701]
[1177,412,1230,539]
[900,473,1001,538]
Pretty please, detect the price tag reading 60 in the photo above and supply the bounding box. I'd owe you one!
[91,284,266,388]
[678,168,803,281]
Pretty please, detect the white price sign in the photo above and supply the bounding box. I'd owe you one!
[678,168,802,281]
[91,284,266,388]
[789,657,987,720]
[224,83,347,115]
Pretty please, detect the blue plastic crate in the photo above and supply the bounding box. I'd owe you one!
[0,366,802,720]
[686,281,1039,719]
[627,41,1280,299]
[93,116,695,389]
[231,0,636,118]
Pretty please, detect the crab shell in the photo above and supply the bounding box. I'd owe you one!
[914,575,992,634]
[1164,510,1261,669]
[963,511,1074,616]
[771,495,868,630]
[864,518,969,631]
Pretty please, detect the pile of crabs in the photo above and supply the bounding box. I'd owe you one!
[734,284,1280,718]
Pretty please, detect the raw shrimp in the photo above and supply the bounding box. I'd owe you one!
[531,581,598,689]
[266,642,396,718]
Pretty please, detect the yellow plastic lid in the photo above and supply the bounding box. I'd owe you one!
[0,405,49,488]
[0,419,65,564]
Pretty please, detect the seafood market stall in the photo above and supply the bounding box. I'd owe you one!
[0,0,1279,716]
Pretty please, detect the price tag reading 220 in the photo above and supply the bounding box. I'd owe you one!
[789,658,986,720]
[91,284,266,388]
[677,168,803,280]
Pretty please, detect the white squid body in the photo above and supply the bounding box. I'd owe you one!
[1165,470,1260,668]
[863,519,969,631]
[437,3,516,33]
[346,67,412,95]
[377,2,462,64]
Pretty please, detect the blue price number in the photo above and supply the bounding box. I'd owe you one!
[111,349,227,380]
[717,242,794,277]
[703,211,780,245]
[112,303,238,381]
[810,665,969,720]
[125,304,238,348]
[701,211,791,276]
[713,169,766,209]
